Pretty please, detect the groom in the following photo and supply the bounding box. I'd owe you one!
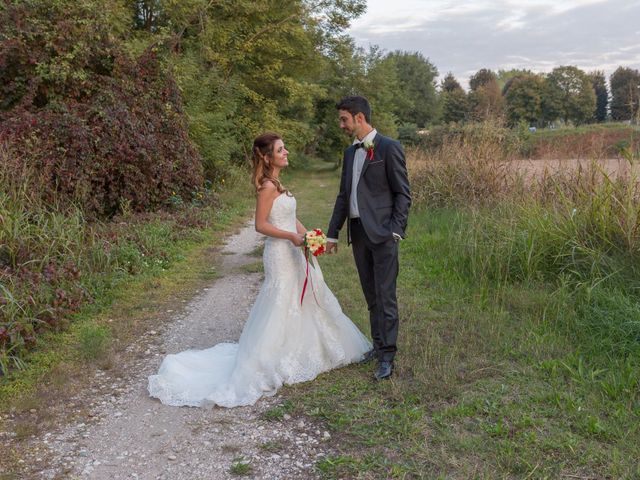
[326,95,411,380]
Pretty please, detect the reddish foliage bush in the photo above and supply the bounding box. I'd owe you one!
[0,1,203,217]
[0,1,208,372]
[0,49,204,217]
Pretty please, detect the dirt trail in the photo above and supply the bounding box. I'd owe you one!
[17,221,333,479]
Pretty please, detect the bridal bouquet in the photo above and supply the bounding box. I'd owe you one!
[304,228,327,261]
[301,229,327,304]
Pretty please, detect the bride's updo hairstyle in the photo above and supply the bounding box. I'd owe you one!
[251,132,288,194]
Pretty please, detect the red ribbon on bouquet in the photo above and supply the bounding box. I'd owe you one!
[300,247,310,305]
[300,248,323,307]
[299,230,327,306]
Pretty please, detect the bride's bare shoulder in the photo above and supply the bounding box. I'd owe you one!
[257,180,281,199]
[258,179,278,191]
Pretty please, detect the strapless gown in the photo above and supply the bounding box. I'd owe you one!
[148,193,371,407]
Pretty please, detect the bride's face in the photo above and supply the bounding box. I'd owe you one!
[270,140,289,169]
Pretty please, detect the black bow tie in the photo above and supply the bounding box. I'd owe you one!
[354,142,364,149]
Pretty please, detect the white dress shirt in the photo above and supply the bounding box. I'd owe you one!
[327,130,400,243]
[349,129,377,219]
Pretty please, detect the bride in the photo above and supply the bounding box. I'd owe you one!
[148,132,372,408]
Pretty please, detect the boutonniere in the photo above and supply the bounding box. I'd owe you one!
[363,140,375,160]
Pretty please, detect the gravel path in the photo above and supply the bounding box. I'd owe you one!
[22,221,334,479]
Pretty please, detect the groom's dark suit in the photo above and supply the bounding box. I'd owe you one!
[328,132,411,362]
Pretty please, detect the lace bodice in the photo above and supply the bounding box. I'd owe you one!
[263,194,306,288]
[267,193,297,232]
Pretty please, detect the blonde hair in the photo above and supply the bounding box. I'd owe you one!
[251,132,287,194]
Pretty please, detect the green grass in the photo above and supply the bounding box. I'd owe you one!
[229,457,253,475]
[238,259,263,274]
[281,161,640,479]
[261,400,294,422]
[76,322,111,360]
[0,168,255,479]
[4,152,639,477]
[532,122,640,138]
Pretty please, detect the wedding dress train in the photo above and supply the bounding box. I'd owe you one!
[148,193,371,407]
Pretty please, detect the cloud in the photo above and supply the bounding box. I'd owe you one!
[348,0,640,87]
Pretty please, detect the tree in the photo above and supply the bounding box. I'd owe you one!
[358,46,401,137]
[504,74,546,126]
[588,70,608,122]
[544,66,596,125]
[468,69,503,121]
[440,73,468,123]
[610,67,640,122]
[0,0,203,216]
[441,72,462,92]
[385,51,439,127]
[126,0,367,169]
[310,41,401,160]
[133,0,165,31]
[498,68,534,93]
[469,68,498,91]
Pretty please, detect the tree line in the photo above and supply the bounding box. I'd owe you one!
[440,66,640,128]
[0,1,441,186]
[1,0,639,216]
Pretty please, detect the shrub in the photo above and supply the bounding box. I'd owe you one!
[397,122,420,146]
[418,121,524,156]
[0,0,203,218]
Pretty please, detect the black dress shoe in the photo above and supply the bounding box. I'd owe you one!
[374,361,394,380]
[359,349,376,364]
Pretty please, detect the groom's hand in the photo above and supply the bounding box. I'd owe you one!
[326,241,338,254]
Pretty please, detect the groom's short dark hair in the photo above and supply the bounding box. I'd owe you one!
[336,96,371,124]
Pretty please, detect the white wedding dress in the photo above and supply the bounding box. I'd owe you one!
[148,193,371,408]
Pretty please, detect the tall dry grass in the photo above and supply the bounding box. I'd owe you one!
[408,122,640,360]
[409,123,521,207]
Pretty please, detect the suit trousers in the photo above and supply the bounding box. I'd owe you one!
[349,218,399,362]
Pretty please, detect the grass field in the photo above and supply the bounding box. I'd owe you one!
[3,135,639,478]
[278,159,640,479]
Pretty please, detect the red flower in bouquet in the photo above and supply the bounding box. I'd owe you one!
[304,229,327,259]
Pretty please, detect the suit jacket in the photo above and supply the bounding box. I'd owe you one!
[328,133,411,245]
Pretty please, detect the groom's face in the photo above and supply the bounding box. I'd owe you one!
[338,109,357,136]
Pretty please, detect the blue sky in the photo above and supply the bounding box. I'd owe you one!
[347,0,640,88]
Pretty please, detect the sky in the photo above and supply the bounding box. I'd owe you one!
[347,0,640,88]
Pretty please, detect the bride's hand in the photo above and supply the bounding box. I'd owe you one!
[289,232,305,247]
